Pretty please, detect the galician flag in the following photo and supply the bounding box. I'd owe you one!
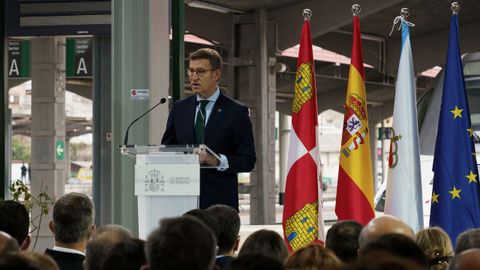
[384,19,423,232]
[282,13,325,251]
[429,12,480,247]
[335,15,375,225]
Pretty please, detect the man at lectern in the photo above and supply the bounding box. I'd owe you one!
[161,48,256,210]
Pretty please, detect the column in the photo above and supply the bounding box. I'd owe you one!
[30,37,66,249]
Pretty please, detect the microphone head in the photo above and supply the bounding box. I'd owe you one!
[160,98,167,104]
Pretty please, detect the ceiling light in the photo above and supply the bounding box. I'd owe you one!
[186,1,243,14]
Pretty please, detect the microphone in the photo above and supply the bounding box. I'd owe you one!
[123,97,167,146]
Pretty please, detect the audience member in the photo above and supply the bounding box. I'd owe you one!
[103,238,146,270]
[0,231,19,255]
[22,252,60,270]
[238,229,288,263]
[0,200,31,251]
[416,227,453,270]
[285,243,343,270]
[448,248,480,270]
[358,215,414,250]
[0,254,41,270]
[183,208,220,239]
[326,220,363,263]
[206,204,241,269]
[84,224,134,270]
[226,254,284,270]
[45,192,95,270]
[350,250,426,270]
[455,228,480,254]
[143,216,216,270]
[360,233,428,267]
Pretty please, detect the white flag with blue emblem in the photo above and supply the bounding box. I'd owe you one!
[385,20,424,231]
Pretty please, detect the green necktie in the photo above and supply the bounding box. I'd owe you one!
[195,100,209,144]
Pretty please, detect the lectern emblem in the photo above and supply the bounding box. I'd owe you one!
[144,170,165,192]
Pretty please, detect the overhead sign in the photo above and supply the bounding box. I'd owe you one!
[8,40,30,78]
[66,38,92,78]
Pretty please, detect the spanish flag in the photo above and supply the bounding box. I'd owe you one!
[282,14,325,251]
[335,15,375,225]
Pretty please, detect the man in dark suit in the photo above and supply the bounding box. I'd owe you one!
[162,48,256,210]
[45,192,95,270]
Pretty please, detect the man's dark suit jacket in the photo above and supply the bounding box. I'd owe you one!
[45,248,84,270]
[161,91,256,210]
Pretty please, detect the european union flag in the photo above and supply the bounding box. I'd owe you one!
[430,14,480,247]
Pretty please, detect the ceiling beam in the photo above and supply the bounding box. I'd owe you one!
[268,0,405,50]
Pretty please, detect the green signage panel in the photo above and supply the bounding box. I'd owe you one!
[56,140,65,160]
[8,40,30,78]
[66,38,92,78]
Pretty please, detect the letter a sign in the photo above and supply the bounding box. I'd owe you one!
[8,40,30,78]
[66,38,92,78]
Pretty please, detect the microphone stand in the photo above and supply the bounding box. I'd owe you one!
[122,97,167,146]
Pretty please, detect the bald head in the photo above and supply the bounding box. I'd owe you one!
[359,215,414,249]
[449,249,480,270]
[0,231,19,254]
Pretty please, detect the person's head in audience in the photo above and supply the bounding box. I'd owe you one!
[358,215,414,250]
[285,243,343,270]
[238,229,288,263]
[22,252,60,270]
[0,231,19,255]
[206,204,240,255]
[0,200,31,251]
[0,254,41,270]
[226,254,284,270]
[103,238,146,270]
[84,224,134,270]
[49,192,95,250]
[351,250,425,270]
[183,208,220,239]
[416,227,453,270]
[360,233,428,268]
[455,228,480,254]
[143,216,216,270]
[448,248,480,270]
[326,220,363,263]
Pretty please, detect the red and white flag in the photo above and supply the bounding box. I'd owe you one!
[282,15,325,251]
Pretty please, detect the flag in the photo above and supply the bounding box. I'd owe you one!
[335,15,375,225]
[430,14,480,247]
[384,20,424,232]
[282,16,324,251]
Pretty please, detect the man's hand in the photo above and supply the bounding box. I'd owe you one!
[199,152,220,166]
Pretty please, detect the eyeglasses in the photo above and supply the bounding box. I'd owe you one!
[186,68,214,79]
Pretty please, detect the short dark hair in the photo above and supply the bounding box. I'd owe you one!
[52,193,94,243]
[189,48,223,72]
[145,216,216,270]
[84,224,134,270]
[361,233,428,267]
[326,220,363,262]
[206,204,240,254]
[0,200,30,245]
[238,230,288,263]
[103,238,147,270]
[226,254,284,270]
[455,228,480,254]
[183,209,220,239]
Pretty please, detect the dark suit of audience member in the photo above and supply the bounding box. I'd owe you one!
[44,193,95,270]
[162,48,256,210]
